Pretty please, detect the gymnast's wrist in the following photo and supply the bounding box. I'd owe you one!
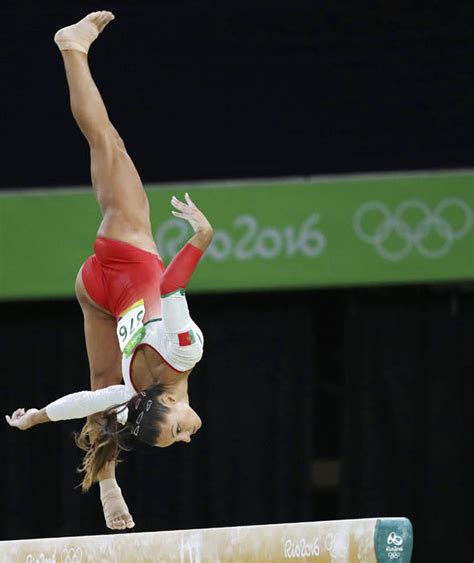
[196,226,213,244]
[33,408,51,426]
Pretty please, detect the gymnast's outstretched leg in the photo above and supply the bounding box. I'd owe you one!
[55,11,157,253]
[54,10,153,531]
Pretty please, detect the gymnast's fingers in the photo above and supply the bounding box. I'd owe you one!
[12,408,25,420]
[185,192,197,209]
[171,196,186,211]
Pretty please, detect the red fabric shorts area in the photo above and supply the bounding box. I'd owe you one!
[81,237,165,320]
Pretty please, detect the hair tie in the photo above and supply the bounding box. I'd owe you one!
[116,407,129,426]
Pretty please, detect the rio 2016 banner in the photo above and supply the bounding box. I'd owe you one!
[0,171,473,299]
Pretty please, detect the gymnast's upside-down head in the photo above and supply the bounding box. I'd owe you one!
[75,384,202,491]
[125,383,202,447]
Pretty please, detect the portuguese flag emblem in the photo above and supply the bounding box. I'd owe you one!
[178,330,196,347]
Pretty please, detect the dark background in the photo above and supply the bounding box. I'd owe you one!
[1,2,473,562]
[0,0,473,189]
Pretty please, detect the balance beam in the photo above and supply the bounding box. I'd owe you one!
[0,517,413,562]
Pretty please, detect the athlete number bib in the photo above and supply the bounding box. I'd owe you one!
[117,299,146,358]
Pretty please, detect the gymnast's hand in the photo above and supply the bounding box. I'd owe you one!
[5,408,41,430]
[171,193,213,235]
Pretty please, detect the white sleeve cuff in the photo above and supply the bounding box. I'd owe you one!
[46,385,134,422]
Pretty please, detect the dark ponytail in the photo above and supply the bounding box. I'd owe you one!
[75,384,170,491]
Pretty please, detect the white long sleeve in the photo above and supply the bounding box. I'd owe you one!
[160,291,204,369]
[46,385,134,422]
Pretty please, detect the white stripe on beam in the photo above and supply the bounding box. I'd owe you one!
[0,517,413,562]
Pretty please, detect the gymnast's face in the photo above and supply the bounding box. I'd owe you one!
[155,399,202,448]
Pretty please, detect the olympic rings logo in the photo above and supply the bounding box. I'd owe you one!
[385,531,404,560]
[353,198,473,261]
[61,547,83,563]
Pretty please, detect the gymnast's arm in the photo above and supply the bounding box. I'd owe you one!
[4,385,133,430]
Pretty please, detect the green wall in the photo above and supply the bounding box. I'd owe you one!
[1,172,473,299]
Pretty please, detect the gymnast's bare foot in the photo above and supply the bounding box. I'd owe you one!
[54,11,115,54]
[100,479,135,531]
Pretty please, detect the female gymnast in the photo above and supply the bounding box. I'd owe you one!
[5,11,213,531]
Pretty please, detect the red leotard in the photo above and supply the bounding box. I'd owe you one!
[81,236,203,321]
[81,237,165,321]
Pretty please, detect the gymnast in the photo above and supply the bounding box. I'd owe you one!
[5,11,213,531]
